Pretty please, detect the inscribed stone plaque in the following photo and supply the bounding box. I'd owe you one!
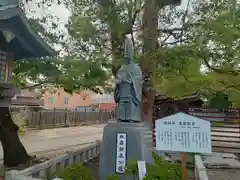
[115,133,127,173]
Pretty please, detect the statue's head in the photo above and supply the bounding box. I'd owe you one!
[122,36,133,65]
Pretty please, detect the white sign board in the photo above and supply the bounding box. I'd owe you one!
[137,161,147,180]
[155,112,212,153]
[116,133,127,173]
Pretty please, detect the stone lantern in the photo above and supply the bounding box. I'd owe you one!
[0,0,56,107]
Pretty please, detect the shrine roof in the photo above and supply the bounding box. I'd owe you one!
[0,6,56,60]
[154,93,203,106]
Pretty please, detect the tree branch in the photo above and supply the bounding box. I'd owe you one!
[163,38,188,45]
[21,80,53,90]
[158,27,185,33]
[124,0,144,37]
[202,57,239,76]
[218,81,240,91]
[161,34,172,46]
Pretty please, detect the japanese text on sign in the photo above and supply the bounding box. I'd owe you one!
[155,113,212,153]
[116,133,127,173]
[137,161,147,180]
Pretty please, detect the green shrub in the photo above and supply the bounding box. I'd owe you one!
[108,174,121,180]
[109,152,183,180]
[56,163,95,180]
[54,153,184,180]
[11,110,28,135]
[145,152,182,180]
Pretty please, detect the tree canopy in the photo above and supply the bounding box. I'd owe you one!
[156,0,240,106]
[15,0,240,106]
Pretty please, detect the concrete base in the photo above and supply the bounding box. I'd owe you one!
[99,121,153,180]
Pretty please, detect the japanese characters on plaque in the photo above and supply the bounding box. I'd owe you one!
[116,133,127,173]
[137,161,147,180]
[155,112,212,153]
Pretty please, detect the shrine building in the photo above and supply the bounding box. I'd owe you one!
[0,0,56,106]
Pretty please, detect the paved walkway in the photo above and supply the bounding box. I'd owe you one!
[0,124,238,160]
[203,153,240,180]
[0,124,105,160]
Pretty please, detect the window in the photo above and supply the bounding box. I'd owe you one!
[48,97,54,104]
[64,97,69,104]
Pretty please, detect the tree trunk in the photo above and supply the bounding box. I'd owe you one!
[0,107,31,167]
[141,0,159,129]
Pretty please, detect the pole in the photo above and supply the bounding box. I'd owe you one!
[53,108,56,128]
[181,152,187,180]
[39,110,42,130]
[84,107,87,125]
[64,108,67,127]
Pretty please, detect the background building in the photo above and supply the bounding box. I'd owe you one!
[11,89,43,107]
[43,89,94,109]
[43,88,115,110]
[15,86,116,110]
[91,93,116,111]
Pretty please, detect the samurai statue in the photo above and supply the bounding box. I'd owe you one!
[114,36,142,122]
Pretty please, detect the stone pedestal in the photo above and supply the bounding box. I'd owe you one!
[99,121,153,180]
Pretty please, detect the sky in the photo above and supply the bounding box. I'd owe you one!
[25,1,71,25]
[25,0,192,35]
[23,0,194,54]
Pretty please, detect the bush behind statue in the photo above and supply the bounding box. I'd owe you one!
[55,163,95,180]
[11,109,28,135]
[108,152,182,180]
[54,153,182,180]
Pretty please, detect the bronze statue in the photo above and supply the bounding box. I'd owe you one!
[114,36,142,122]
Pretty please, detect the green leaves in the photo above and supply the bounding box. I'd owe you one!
[151,0,240,107]
[12,55,109,94]
[56,163,95,180]
[21,0,240,107]
[68,15,97,42]
[109,152,182,180]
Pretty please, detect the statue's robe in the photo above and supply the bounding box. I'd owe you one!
[114,63,142,122]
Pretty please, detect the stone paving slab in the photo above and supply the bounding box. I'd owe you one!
[203,153,238,159]
[203,152,240,180]
[207,169,240,180]
[203,152,240,169]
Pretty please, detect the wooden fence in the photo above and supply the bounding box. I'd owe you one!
[11,108,114,130]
